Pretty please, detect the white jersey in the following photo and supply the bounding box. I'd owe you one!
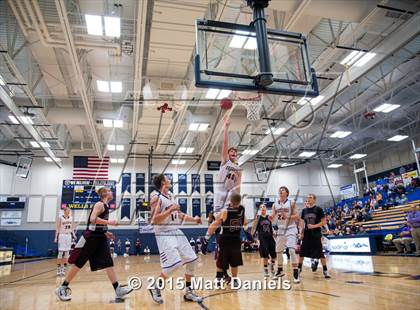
[273,199,298,233]
[153,191,181,233]
[214,159,241,212]
[59,215,73,234]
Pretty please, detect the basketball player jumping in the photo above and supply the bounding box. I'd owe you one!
[202,117,242,279]
[272,186,301,283]
[55,187,133,301]
[54,206,76,276]
[298,193,331,279]
[251,204,277,278]
[204,193,247,286]
[148,174,203,304]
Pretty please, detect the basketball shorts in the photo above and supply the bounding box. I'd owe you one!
[58,233,72,252]
[68,230,114,271]
[275,230,298,252]
[155,229,197,272]
[216,236,243,269]
[259,236,277,259]
[214,191,230,214]
[299,232,324,259]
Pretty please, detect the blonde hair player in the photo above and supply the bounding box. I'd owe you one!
[148,174,203,305]
[298,193,331,280]
[201,116,242,280]
[55,187,133,301]
[272,186,301,283]
[54,206,76,276]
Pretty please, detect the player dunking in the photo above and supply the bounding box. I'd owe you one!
[54,206,76,276]
[148,174,203,304]
[298,193,331,279]
[251,204,277,278]
[202,117,242,279]
[213,117,242,214]
[55,187,132,301]
[272,186,300,283]
[204,193,247,286]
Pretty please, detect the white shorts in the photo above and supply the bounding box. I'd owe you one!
[58,233,72,252]
[214,191,230,213]
[275,230,298,252]
[155,229,197,271]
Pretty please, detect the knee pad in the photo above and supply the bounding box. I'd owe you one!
[288,248,298,264]
[162,261,183,277]
[185,259,197,276]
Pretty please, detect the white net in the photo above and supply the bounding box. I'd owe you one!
[242,96,262,121]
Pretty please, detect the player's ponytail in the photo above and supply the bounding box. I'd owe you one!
[96,187,108,199]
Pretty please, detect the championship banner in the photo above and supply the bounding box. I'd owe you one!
[205,197,213,217]
[61,180,116,209]
[192,198,201,217]
[204,174,214,194]
[178,174,187,194]
[149,173,159,196]
[121,173,131,195]
[120,198,131,220]
[136,173,145,195]
[191,174,201,194]
[178,198,188,214]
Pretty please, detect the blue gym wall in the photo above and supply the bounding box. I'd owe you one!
[0,228,208,257]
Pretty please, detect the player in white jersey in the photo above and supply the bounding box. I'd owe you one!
[54,207,76,276]
[148,174,203,305]
[272,186,301,283]
[213,117,242,214]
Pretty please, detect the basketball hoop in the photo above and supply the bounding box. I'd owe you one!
[240,95,262,121]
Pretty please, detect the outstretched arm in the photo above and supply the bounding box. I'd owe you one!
[222,117,231,164]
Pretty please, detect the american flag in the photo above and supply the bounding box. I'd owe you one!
[73,156,109,180]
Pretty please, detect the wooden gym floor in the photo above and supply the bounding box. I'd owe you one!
[0,253,419,309]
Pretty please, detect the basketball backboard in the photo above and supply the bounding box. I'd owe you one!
[195,19,319,97]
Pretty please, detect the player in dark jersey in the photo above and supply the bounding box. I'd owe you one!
[251,204,277,278]
[298,193,331,280]
[55,187,133,301]
[203,193,247,287]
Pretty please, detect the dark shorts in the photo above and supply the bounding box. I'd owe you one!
[299,232,324,259]
[216,236,243,269]
[68,230,114,271]
[259,236,277,259]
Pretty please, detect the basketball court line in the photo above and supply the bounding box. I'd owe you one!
[0,267,56,286]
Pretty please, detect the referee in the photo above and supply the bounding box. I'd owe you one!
[298,193,331,279]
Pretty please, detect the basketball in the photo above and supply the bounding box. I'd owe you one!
[220,98,233,110]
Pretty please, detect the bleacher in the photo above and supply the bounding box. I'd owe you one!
[352,201,418,232]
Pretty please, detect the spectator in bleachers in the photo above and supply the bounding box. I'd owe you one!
[361,210,372,222]
[358,226,367,234]
[392,224,413,254]
[407,204,420,256]
[397,194,408,205]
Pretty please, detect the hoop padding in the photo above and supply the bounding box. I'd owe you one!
[242,96,262,121]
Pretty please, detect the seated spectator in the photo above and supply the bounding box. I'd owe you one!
[383,198,395,210]
[358,226,367,234]
[344,226,352,235]
[376,191,383,205]
[356,211,363,222]
[407,204,420,256]
[362,210,372,221]
[392,224,413,254]
[397,194,408,205]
